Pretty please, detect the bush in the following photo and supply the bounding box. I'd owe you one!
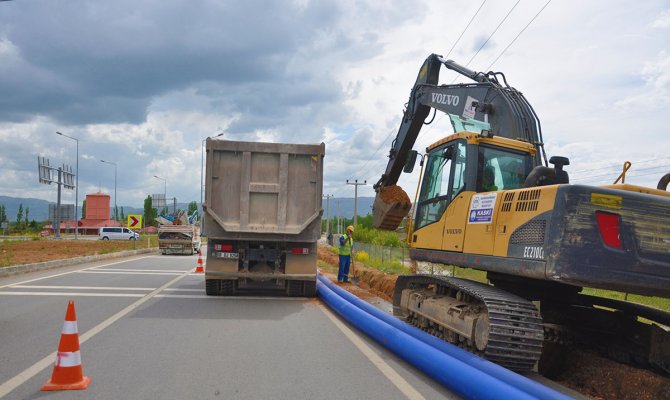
[354,250,369,262]
[353,226,403,247]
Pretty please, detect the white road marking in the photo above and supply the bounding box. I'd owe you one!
[317,302,427,400]
[77,270,183,276]
[0,291,309,300]
[154,294,306,300]
[0,269,191,398]
[0,256,155,289]
[0,291,145,297]
[7,286,202,292]
[92,268,191,273]
[11,285,156,291]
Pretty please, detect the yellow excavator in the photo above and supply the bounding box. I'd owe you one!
[373,54,670,372]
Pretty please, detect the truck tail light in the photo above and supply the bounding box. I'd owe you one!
[291,247,310,255]
[214,244,233,251]
[596,211,622,249]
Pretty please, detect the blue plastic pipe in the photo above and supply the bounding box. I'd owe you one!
[317,281,539,400]
[317,275,571,400]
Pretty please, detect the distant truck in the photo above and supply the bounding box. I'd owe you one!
[158,222,201,255]
[203,139,325,297]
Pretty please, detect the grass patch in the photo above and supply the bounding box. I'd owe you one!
[443,269,670,314]
[0,234,160,268]
[582,288,670,312]
[451,266,488,283]
[358,258,411,274]
[317,260,337,273]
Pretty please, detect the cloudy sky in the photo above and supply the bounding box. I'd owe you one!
[0,0,668,212]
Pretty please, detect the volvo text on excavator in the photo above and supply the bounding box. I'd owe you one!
[372,53,670,373]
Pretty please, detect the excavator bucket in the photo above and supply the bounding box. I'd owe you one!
[372,185,412,230]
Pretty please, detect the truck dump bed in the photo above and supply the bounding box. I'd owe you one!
[203,139,325,297]
[204,140,324,240]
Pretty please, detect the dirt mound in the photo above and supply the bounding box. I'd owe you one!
[317,244,396,301]
[543,343,670,400]
[379,185,411,205]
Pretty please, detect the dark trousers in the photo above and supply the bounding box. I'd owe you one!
[338,255,351,282]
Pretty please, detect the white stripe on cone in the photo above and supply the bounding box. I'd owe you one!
[55,351,82,368]
[61,321,78,335]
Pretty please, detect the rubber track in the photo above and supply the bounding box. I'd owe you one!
[395,275,544,371]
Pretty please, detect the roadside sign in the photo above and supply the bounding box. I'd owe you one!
[127,214,142,229]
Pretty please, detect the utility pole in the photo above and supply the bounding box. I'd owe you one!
[323,194,333,235]
[346,179,367,227]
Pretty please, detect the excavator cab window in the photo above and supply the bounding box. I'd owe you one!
[448,114,490,135]
[415,140,467,229]
[477,145,532,192]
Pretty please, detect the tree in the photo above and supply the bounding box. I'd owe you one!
[24,207,29,227]
[16,204,23,228]
[120,207,125,222]
[81,200,86,219]
[144,195,155,226]
[0,204,6,223]
[188,201,198,214]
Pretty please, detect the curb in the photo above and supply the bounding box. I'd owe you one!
[0,248,160,278]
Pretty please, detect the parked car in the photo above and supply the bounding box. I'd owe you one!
[98,227,140,240]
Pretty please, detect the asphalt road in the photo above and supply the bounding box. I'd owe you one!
[0,252,460,400]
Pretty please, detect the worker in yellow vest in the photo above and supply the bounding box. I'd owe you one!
[338,225,354,283]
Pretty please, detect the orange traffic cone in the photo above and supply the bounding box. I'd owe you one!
[41,300,91,391]
[195,252,205,273]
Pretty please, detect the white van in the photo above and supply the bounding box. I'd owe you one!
[98,227,140,240]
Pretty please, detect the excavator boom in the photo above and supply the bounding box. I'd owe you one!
[373,54,547,229]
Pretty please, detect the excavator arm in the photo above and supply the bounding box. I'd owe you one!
[373,54,547,229]
[375,54,546,190]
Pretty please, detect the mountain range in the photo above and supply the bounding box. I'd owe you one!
[0,195,375,222]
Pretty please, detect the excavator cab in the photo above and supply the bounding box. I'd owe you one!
[411,131,535,238]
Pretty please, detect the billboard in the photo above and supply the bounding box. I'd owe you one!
[49,204,75,222]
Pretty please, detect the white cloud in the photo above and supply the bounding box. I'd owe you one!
[0,0,668,210]
[652,9,670,28]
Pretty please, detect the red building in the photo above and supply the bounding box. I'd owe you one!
[46,192,121,235]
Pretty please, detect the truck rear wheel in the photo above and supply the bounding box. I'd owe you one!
[220,280,236,295]
[205,279,221,296]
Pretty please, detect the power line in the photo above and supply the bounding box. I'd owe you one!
[445,0,488,60]
[570,156,670,174]
[577,170,670,185]
[464,0,521,68]
[352,128,397,182]
[573,164,670,183]
[486,0,553,71]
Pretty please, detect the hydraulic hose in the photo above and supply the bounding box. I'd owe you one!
[318,275,572,400]
[317,281,538,400]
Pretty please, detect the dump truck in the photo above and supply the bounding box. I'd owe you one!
[203,139,325,297]
[158,222,201,255]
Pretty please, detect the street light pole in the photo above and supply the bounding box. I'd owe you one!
[100,160,117,220]
[154,175,167,215]
[56,131,79,239]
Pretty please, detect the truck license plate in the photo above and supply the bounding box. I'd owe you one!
[217,252,239,259]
